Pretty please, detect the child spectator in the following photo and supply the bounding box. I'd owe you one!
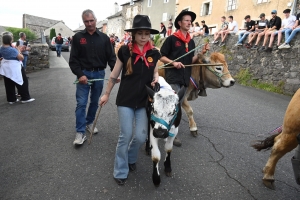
[258,10,281,51]
[278,10,300,49]
[235,15,255,46]
[219,16,238,46]
[245,13,268,48]
[265,9,296,52]
[212,16,228,44]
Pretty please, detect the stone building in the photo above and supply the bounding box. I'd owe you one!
[141,0,176,33]
[44,21,74,39]
[120,0,143,32]
[23,14,61,37]
[107,10,123,38]
[176,0,298,34]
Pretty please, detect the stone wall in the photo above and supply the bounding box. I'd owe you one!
[26,44,49,71]
[193,32,300,95]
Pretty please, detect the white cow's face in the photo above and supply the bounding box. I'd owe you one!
[153,90,179,128]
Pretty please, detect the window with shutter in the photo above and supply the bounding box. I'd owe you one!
[227,0,237,11]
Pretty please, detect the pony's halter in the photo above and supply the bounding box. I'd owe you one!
[150,104,179,137]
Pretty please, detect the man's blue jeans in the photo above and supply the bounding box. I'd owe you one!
[237,31,250,44]
[56,44,62,56]
[113,106,148,179]
[75,69,105,134]
[22,54,28,69]
[285,27,300,44]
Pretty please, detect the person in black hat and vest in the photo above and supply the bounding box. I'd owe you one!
[100,15,161,185]
[160,10,209,147]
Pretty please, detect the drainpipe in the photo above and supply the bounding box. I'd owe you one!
[291,0,297,15]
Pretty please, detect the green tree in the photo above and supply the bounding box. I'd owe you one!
[49,28,56,40]
[5,27,37,42]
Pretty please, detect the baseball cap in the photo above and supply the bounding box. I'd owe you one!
[283,9,291,13]
[259,13,265,18]
[271,10,277,14]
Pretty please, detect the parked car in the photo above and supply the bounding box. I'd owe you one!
[50,37,70,52]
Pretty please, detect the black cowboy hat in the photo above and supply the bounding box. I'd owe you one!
[124,15,159,34]
[174,10,196,29]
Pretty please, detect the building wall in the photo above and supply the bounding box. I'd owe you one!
[141,0,177,32]
[177,0,295,33]
[44,22,74,39]
[121,1,143,34]
[107,16,123,38]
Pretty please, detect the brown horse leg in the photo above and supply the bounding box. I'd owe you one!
[182,97,198,137]
[262,133,298,189]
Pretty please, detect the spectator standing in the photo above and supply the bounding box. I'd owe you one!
[211,16,228,44]
[69,9,116,145]
[55,33,64,57]
[159,10,209,147]
[167,19,173,36]
[235,15,255,46]
[0,32,35,104]
[160,22,167,37]
[99,15,160,185]
[18,32,31,71]
[189,22,195,34]
[278,10,300,49]
[270,9,297,50]
[219,16,238,46]
[245,13,268,48]
[258,10,281,51]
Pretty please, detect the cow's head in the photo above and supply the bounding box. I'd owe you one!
[146,85,185,139]
[197,52,235,88]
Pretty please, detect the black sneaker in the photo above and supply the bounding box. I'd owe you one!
[264,47,272,52]
[258,46,266,51]
[251,45,258,50]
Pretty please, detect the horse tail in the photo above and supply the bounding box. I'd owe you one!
[251,133,281,151]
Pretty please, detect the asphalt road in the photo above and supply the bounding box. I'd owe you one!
[0,52,299,200]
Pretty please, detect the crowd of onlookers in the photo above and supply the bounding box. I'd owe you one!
[109,7,300,53]
[210,7,300,52]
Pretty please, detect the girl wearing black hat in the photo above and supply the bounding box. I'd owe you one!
[100,15,160,185]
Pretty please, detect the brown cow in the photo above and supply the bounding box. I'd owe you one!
[158,52,235,136]
[252,89,300,189]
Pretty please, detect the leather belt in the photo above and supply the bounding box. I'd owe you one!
[82,67,103,71]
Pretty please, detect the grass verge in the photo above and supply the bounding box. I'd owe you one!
[234,68,284,94]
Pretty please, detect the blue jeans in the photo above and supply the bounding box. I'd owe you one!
[237,31,251,44]
[75,69,105,134]
[113,106,148,179]
[22,54,28,69]
[56,44,62,56]
[285,27,300,44]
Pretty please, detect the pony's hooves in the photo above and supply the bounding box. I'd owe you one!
[165,171,172,177]
[152,174,161,186]
[190,131,198,137]
[263,179,276,190]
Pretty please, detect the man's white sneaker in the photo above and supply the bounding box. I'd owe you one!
[278,43,290,49]
[21,98,35,104]
[8,99,20,105]
[73,133,87,145]
[86,124,98,134]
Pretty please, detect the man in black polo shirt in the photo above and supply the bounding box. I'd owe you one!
[69,9,116,145]
[160,10,207,147]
